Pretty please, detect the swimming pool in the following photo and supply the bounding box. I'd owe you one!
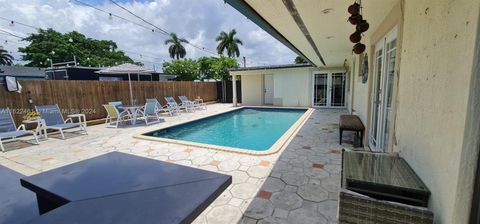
[142,107,309,153]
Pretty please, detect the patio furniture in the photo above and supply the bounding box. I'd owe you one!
[108,101,125,113]
[35,105,87,139]
[0,108,39,152]
[146,98,175,116]
[339,115,365,147]
[341,150,431,206]
[338,189,434,224]
[137,101,162,125]
[165,96,194,113]
[103,104,132,128]
[22,119,48,140]
[179,95,207,110]
[122,105,144,125]
[20,152,231,223]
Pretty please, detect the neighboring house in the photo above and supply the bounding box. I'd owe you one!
[45,66,174,81]
[0,65,46,83]
[227,0,480,223]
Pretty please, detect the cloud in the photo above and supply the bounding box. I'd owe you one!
[0,0,297,68]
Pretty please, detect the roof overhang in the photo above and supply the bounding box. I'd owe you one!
[225,0,398,67]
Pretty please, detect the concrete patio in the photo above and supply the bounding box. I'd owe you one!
[0,104,353,224]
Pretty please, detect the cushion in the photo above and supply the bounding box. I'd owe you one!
[339,115,364,131]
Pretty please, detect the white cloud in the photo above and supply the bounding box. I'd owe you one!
[0,0,297,68]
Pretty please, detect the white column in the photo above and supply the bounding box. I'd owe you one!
[232,74,238,107]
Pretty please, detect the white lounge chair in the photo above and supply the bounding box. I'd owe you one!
[165,96,194,113]
[35,105,87,139]
[0,108,39,152]
[103,104,132,128]
[137,101,162,125]
[146,98,175,116]
[179,96,206,110]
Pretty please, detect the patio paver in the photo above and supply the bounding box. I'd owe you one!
[0,104,354,224]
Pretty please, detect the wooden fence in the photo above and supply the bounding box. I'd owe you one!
[0,80,217,125]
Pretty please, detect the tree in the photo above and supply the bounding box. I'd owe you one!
[164,33,188,60]
[163,59,199,81]
[197,56,221,80]
[216,29,243,58]
[211,56,239,81]
[294,56,308,64]
[19,28,136,67]
[0,46,14,65]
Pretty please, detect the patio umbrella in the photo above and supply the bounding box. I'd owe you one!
[96,63,155,105]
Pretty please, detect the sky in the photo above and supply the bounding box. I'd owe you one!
[0,0,297,70]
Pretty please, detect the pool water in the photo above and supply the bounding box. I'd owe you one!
[144,108,307,151]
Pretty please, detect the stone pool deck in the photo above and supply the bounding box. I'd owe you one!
[0,104,354,224]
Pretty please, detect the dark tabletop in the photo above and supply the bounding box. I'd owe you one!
[343,151,429,193]
[21,152,231,224]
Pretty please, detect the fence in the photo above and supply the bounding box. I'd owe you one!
[217,80,241,103]
[0,80,217,125]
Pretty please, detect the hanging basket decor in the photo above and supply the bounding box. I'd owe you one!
[348,0,369,55]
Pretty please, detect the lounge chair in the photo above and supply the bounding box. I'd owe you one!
[179,96,206,110]
[108,101,125,113]
[0,108,39,152]
[146,98,175,116]
[137,101,162,125]
[35,105,87,139]
[103,104,133,128]
[165,96,194,113]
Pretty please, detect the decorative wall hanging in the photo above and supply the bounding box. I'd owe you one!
[348,0,369,55]
[360,53,369,83]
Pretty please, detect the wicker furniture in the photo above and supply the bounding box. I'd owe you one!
[339,150,434,223]
[338,189,434,224]
[339,115,365,147]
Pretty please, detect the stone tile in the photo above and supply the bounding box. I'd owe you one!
[297,184,329,202]
[258,160,271,167]
[230,170,250,184]
[247,166,271,178]
[218,160,240,172]
[206,205,242,224]
[281,173,308,186]
[209,160,221,166]
[257,190,273,200]
[243,198,274,219]
[258,217,289,224]
[273,208,289,219]
[231,182,258,200]
[270,192,303,211]
[261,177,286,192]
[312,163,324,169]
[287,207,328,224]
[317,200,338,221]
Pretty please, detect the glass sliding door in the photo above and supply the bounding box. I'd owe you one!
[313,72,346,108]
[313,73,328,107]
[369,28,397,152]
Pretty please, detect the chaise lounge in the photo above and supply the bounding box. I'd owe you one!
[0,108,39,152]
[35,105,87,139]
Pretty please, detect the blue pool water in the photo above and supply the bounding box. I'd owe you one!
[144,108,307,151]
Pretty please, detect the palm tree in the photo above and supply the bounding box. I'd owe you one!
[216,29,243,58]
[164,33,188,60]
[0,47,13,65]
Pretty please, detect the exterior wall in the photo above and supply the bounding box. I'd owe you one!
[394,0,480,223]
[272,68,312,107]
[240,74,263,106]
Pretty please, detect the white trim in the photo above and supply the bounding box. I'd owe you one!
[311,69,347,108]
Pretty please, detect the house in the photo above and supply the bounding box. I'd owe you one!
[0,65,46,83]
[45,66,174,81]
[227,0,480,223]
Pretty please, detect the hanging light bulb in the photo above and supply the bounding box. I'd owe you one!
[9,21,14,27]
[109,13,113,20]
[69,38,73,43]
[4,40,7,45]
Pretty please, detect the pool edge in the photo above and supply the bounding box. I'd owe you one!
[133,107,314,156]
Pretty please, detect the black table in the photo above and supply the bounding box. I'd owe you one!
[342,151,430,207]
[21,152,231,224]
